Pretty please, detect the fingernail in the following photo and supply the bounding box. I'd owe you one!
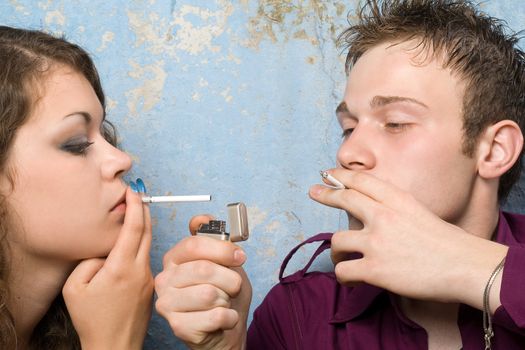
[309,185,325,197]
[136,178,147,193]
[130,181,139,193]
[234,249,246,263]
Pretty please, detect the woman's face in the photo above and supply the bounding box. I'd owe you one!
[4,65,132,261]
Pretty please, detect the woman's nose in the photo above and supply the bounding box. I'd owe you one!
[101,143,132,180]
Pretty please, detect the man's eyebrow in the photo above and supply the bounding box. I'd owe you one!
[335,102,349,115]
[63,112,92,124]
[370,95,428,109]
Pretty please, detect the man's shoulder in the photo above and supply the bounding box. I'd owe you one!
[268,270,339,304]
[255,232,341,319]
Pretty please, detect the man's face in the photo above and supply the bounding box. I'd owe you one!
[337,41,479,224]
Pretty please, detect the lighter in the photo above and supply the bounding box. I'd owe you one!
[196,202,249,242]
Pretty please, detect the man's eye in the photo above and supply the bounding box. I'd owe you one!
[60,141,94,155]
[385,123,409,133]
[341,128,354,139]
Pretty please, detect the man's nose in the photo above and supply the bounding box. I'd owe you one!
[336,126,376,171]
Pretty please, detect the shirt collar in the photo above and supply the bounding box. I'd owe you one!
[496,211,522,246]
[329,210,522,324]
[329,282,385,323]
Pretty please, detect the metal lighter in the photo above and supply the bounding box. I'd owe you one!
[196,202,249,242]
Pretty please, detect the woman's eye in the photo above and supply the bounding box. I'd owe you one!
[60,140,94,155]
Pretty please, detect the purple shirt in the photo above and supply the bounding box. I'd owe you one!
[247,211,525,349]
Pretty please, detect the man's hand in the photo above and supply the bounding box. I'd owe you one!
[310,169,508,311]
[155,215,252,350]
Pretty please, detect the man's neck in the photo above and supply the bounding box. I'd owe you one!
[399,298,462,350]
[447,179,501,240]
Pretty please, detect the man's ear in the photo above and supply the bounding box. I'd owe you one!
[477,120,524,179]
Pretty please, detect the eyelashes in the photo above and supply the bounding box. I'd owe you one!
[340,123,411,139]
[60,139,94,155]
[341,128,354,139]
[384,122,410,133]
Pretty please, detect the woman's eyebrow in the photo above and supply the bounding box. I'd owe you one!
[63,112,92,124]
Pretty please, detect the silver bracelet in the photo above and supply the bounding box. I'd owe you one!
[483,257,506,350]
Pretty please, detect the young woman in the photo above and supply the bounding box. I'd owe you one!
[0,26,153,349]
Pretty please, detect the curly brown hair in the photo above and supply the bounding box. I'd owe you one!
[0,26,117,349]
[339,0,525,200]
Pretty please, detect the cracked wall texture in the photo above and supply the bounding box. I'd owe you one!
[1,1,524,348]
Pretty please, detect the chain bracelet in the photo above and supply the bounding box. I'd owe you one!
[483,257,506,350]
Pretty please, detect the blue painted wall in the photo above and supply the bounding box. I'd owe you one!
[1,1,524,349]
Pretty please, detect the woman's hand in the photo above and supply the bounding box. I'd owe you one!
[63,186,154,350]
[155,215,252,350]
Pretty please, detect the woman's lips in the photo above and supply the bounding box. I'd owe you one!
[111,201,127,213]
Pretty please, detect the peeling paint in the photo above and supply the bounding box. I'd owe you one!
[262,246,276,257]
[97,31,115,52]
[4,3,522,350]
[38,0,53,11]
[220,87,233,103]
[127,1,234,58]
[241,0,350,49]
[126,60,167,115]
[199,78,209,87]
[247,206,268,227]
[265,220,281,232]
[169,209,177,221]
[45,10,65,26]
[192,92,202,101]
[106,97,118,112]
[10,0,27,14]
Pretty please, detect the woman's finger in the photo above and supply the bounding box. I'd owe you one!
[108,186,145,262]
[63,258,106,292]
[136,201,152,263]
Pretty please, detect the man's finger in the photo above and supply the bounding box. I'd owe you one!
[309,184,377,224]
[189,214,215,235]
[330,169,405,206]
[330,229,367,265]
[161,308,238,342]
[155,283,231,312]
[162,236,246,269]
[333,258,368,285]
[157,259,243,297]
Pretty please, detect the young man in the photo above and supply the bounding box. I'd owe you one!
[154,1,525,349]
